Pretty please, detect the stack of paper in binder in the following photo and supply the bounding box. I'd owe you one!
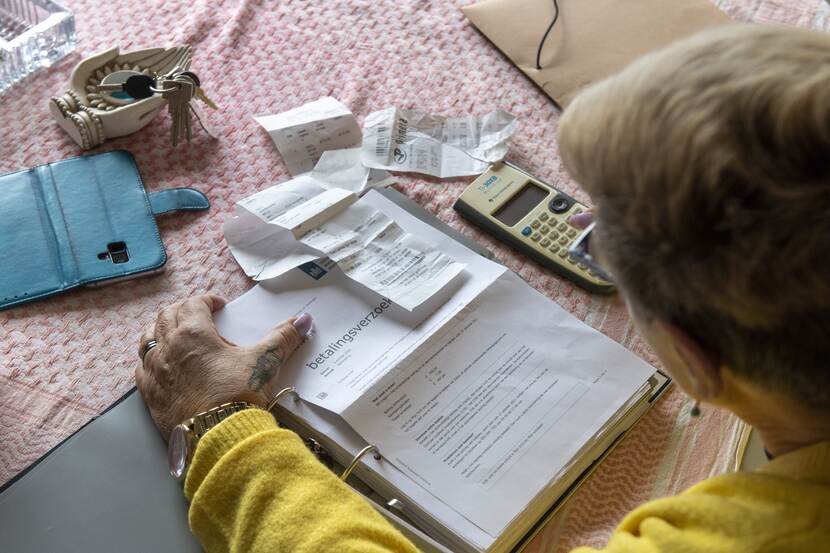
[219,181,667,552]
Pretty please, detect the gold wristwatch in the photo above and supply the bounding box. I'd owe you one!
[168,402,260,482]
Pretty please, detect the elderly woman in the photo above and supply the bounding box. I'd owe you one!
[136,25,830,553]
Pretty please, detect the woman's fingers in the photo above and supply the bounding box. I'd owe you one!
[138,324,156,361]
[247,313,313,392]
[155,301,181,340]
[177,294,227,342]
[568,211,594,230]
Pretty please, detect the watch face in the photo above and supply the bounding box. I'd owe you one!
[168,424,189,481]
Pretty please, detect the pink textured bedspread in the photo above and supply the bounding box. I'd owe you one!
[1,0,827,550]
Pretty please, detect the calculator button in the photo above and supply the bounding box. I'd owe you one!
[539,212,549,221]
[566,257,577,264]
[541,238,551,247]
[557,249,568,259]
[573,208,583,215]
[548,243,560,252]
[558,236,569,245]
[567,229,577,238]
[550,230,560,239]
[531,232,542,242]
[521,226,532,236]
[578,263,588,270]
[540,225,550,234]
[531,220,541,229]
[557,222,568,232]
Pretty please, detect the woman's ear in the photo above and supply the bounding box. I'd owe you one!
[656,321,723,400]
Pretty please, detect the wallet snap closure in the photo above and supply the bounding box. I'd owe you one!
[148,188,210,216]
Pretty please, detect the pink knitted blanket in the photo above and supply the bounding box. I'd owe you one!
[1,1,827,550]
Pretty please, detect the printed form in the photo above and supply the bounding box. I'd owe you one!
[341,271,653,534]
[216,191,655,538]
[217,190,507,413]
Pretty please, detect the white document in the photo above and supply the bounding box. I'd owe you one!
[217,190,508,413]
[215,191,655,540]
[340,271,654,535]
[361,108,518,178]
[254,96,364,175]
[225,181,466,311]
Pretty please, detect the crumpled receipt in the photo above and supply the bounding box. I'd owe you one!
[225,175,465,311]
[310,148,395,194]
[361,107,517,178]
[254,97,393,190]
[254,96,362,176]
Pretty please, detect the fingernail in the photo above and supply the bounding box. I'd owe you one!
[293,312,313,337]
[568,213,593,229]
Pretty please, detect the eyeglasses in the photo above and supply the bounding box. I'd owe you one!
[567,222,615,283]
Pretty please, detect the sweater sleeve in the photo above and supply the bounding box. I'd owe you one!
[184,409,420,553]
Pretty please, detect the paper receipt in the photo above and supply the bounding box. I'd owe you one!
[225,176,465,310]
[254,97,363,176]
[361,107,518,178]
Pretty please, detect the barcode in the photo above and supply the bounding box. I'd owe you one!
[375,125,391,157]
[397,117,408,144]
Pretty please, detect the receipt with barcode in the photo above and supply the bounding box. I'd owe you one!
[361,107,517,178]
[225,176,465,310]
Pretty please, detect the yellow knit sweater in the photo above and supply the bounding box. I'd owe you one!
[185,410,830,553]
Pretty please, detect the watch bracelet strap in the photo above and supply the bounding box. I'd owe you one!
[190,401,263,440]
[186,400,340,477]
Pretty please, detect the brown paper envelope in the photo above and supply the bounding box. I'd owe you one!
[463,0,732,108]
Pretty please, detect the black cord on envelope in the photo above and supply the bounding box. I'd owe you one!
[535,0,560,70]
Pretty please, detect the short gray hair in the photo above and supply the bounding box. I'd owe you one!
[559,24,830,406]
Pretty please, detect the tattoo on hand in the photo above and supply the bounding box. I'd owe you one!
[248,346,283,391]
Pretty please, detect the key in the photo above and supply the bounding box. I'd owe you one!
[177,70,218,110]
[194,87,218,110]
[160,77,195,146]
[174,72,218,138]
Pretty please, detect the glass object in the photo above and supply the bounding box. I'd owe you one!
[0,0,75,94]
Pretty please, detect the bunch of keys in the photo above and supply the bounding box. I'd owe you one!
[96,69,217,146]
[158,70,217,146]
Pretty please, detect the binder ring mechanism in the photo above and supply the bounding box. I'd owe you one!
[266,386,300,411]
[340,444,382,481]
[265,387,382,482]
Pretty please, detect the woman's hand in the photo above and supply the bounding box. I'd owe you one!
[135,294,313,439]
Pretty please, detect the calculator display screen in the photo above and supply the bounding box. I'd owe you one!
[492,182,548,227]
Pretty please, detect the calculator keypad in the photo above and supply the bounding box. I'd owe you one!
[514,195,611,289]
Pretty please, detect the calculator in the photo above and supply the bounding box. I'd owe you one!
[453,162,615,294]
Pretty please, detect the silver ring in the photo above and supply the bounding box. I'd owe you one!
[140,340,158,361]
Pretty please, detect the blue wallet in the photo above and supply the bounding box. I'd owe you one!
[0,150,209,310]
